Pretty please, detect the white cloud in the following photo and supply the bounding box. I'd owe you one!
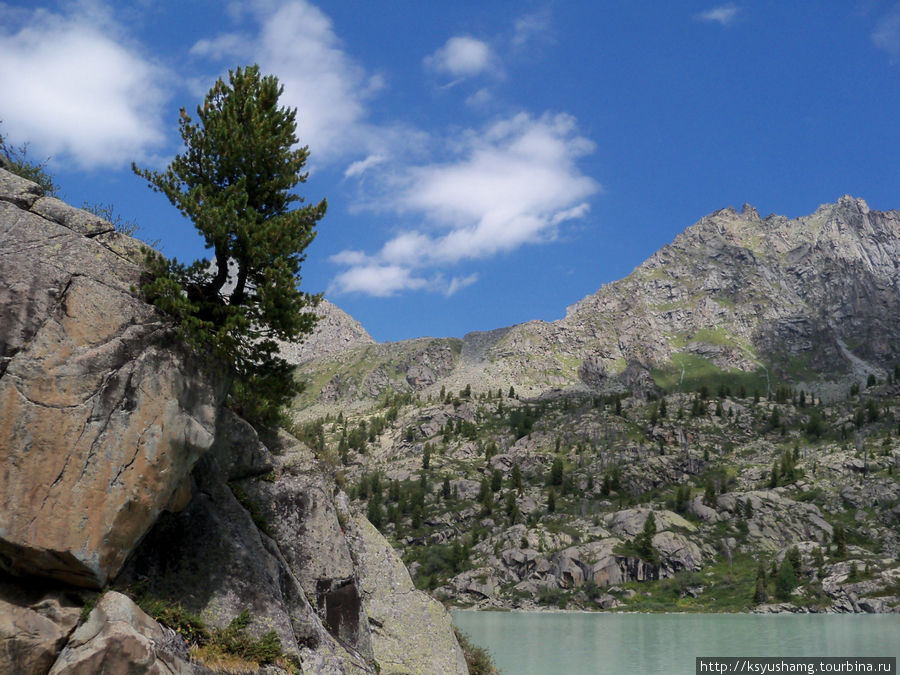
[425,36,497,78]
[192,0,383,161]
[344,154,386,178]
[0,5,169,169]
[446,274,478,296]
[872,5,900,59]
[330,112,600,297]
[189,33,250,60]
[696,4,741,26]
[465,88,493,109]
[512,10,552,49]
[329,264,428,297]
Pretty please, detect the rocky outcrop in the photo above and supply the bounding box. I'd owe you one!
[558,196,900,392]
[238,441,374,662]
[0,168,224,589]
[114,452,367,671]
[0,169,466,672]
[278,299,375,365]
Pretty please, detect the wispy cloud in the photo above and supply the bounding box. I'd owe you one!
[512,9,553,49]
[344,154,386,179]
[0,4,169,169]
[445,273,479,297]
[329,112,600,297]
[872,4,900,60]
[696,4,741,26]
[424,35,498,79]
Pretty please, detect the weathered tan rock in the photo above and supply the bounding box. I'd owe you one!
[605,507,696,538]
[0,577,82,674]
[48,591,192,675]
[346,516,468,675]
[0,169,224,588]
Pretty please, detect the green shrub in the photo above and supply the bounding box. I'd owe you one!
[453,627,498,675]
[0,125,58,195]
[137,597,290,669]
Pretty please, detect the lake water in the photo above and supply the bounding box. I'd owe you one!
[452,611,900,675]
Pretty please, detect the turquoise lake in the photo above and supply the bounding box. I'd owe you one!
[452,611,900,675]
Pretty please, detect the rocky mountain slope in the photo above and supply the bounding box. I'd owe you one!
[294,197,899,416]
[287,197,900,616]
[0,167,467,674]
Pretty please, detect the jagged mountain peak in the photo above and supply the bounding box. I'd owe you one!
[295,197,899,411]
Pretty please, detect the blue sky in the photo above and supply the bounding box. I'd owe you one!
[2,1,899,342]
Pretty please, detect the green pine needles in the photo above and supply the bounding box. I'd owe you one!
[133,65,326,426]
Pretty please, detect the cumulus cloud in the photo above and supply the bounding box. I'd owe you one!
[872,4,900,59]
[0,5,168,168]
[424,36,497,78]
[696,4,741,26]
[329,112,600,297]
[191,0,384,161]
[330,264,428,297]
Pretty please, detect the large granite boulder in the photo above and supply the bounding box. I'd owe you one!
[0,168,224,588]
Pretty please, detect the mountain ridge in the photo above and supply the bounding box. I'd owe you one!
[295,196,899,414]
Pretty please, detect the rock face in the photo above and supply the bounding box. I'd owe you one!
[239,460,374,660]
[0,579,82,674]
[278,298,375,365]
[0,169,465,672]
[346,516,468,675]
[0,168,224,588]
[555,196,900,394]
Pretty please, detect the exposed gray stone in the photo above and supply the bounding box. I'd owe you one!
[345,516,468,675]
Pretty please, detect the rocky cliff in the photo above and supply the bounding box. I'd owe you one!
[0,167,467,674]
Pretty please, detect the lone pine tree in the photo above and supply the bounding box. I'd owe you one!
[134,65,326,425]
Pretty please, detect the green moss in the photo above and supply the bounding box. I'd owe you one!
[651,353,769,394]
[692,327,733,346]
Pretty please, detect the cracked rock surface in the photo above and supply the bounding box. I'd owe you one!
[0,168,224,588]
